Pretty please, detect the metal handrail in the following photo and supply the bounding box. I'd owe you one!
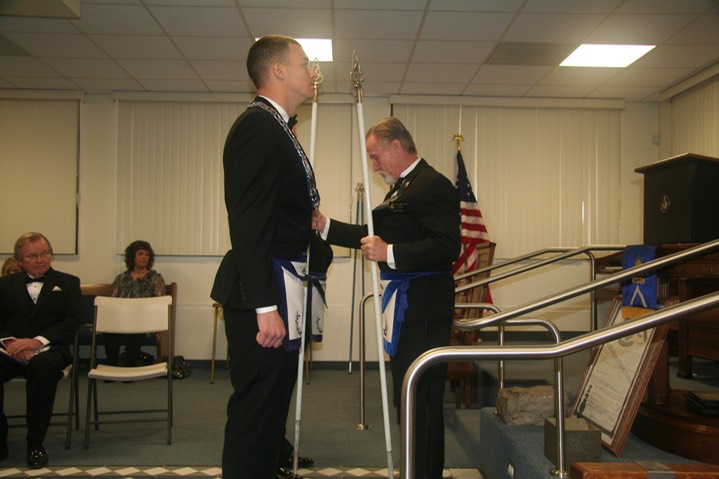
[401,291,719,479]
[454,244,625,329]
[454,244,625,289]
[455,239,719,331]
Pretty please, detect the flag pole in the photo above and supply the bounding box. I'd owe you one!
[351,51,395,478]
[293,58,323,476]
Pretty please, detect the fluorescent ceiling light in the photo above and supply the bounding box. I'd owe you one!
[296,38,333,62]
[560,44,655,68]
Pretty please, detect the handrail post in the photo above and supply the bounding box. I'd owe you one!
[356,293,373,430]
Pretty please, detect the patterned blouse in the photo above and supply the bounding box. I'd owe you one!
[110,269,166,298]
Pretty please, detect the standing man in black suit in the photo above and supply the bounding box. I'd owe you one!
[313,117,460,479]
[0,232,82,468]
[211,35,320,479]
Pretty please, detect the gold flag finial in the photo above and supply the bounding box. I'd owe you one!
[350,50,365,103]
[452,133,464,152]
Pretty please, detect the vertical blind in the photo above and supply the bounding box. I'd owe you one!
[116,100,352,256]
[669,75,719,158]
[0,99,79,254]
[393,103,622,258]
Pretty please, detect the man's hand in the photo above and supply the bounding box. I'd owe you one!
[255,310,286,348]
[5,338,43,362]
[360,235,388,262]
[311,210,327,232]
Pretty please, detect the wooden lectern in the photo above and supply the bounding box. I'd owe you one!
[630,154,719,464]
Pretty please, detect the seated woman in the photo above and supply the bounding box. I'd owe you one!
[1,257,22,277]
[104,240,166,367]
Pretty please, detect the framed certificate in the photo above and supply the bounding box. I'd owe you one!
[570,297,671,456]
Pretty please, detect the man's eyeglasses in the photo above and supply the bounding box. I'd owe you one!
[23,251,52,261]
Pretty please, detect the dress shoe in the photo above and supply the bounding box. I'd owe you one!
[280,455,314,469]
[0,443,8,461]
[27,445,48,469]
[276,466,302,479]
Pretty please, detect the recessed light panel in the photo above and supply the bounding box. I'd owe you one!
[560,44,655,68]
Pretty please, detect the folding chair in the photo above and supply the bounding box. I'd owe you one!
[83,295,173,449]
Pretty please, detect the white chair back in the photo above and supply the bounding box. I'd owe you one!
[93,295,172,334]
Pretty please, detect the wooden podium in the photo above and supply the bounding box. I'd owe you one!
[629,154,719,464]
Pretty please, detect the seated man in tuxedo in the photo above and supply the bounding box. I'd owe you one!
[0,232,82,468]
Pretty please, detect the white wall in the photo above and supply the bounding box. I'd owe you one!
[26,94,661,361]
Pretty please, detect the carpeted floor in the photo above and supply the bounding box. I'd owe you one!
[1,362,485,477]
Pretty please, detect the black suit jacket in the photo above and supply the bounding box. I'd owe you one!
[328,159,461,320]
[211,97,315,310]
[0,267,83,348]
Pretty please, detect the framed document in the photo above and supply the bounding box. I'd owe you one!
[570,297,671,456]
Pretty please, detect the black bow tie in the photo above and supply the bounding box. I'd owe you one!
[288,114,298,128]
[25,275,45,284]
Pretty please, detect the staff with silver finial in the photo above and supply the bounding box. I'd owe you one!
[292,57,324,476]
[351,50,395,478]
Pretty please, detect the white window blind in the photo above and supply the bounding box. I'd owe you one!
[669,75,719,158]
[0,99,79,254]
[116,100,352,256]
[393,103,622,258]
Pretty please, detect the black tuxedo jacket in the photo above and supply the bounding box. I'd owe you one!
[328,159,461,320]
[0,267,83,347]
[212,97,315,311]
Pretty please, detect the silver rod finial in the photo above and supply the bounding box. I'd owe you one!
[350,50,365,102]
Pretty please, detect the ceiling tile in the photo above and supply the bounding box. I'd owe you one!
[473,65,552,85]
[243,8,333,38]
[486,42,576,66]
[463,83,533,96]
[538,66,620,86]
[117,59,199,79]
[605,67,696,87]
[503,13,606,43]
[0,16,78,34]
[43,58,130,78]
[523,0,623,14]
[428,0,525,12]
[137,78,208,92]
[149,6,247,37]
[0,56,60,76]
[405,63,479,83]
[616,0,718,14]
[91,35,182,59]
[73,77,144,92]
[174,36,252,61]
[412,41,495,64]
[400,82,467,95]
[421,12,514,41]
[586,14,698,44]
[526,84,597,97]
[587,84,661,101]
[3,32,106,58]
[634,44,719,68]
[71,4,164,35]
[333,39,414,63]
[334,10,423,40]
[189,60,246,81]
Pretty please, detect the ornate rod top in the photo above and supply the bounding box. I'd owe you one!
[350,50,365,103]
[452,133,464,152]
[312,58,324,102]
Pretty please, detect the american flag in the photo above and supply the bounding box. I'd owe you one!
[453,150,491,277]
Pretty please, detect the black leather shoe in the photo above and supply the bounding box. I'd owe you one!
[280,455,314,469]
[276,466,302,479]
[0,443,8,461]
[27,445,48,469]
